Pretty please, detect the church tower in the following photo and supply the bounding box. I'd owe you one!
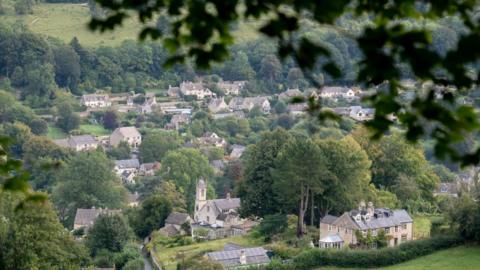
[194,178,207,221]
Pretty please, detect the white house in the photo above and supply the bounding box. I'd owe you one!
[180,81,216,99]
[319,87,356,99]
[81,94,111,108]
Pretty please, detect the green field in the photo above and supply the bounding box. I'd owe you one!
[79,124,110,136]
[1,3,261,47]
[1,3,144,47]
[151,235,263,270]
[47,124,67,139]
[316,246,480,270]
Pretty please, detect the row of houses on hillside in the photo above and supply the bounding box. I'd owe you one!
[113,158,160,183]
[168,81,247,99]
[208,96,271,114]
[54,126,142,151]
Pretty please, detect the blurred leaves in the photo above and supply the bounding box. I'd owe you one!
[0,136,47,208]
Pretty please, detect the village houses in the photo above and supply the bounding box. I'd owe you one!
[208,97,229,113]
[159,212,193,237]
[81,94,112,108]
[114,158,140,183]
[73,208,120,231]
[109,126,142,148]
[179,81,216,99]
[217,81,247,95]
[278,88,302,101]
[139,161,161,176]
[139,93,157,114]
[53,135,99,152]
[319,86,357,99]
[165,113,191,130]
[228,97,271,113]
[319,201,413,249]
[198,132,228,148]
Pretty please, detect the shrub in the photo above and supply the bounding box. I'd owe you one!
[290,235,463,269]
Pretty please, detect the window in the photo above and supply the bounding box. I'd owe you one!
[402,224,407,230]
[207,216,210,222]
[401,234,407,241]
[372,229,377,236]
[328,225,332,231]
[395,226,398,232]
[385,227,390,234]
[207,206,210,212]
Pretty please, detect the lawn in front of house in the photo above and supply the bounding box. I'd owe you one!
[46,124,67,139]
[316,245,480,270]
[151,234,263,270]
[79,124,111,136]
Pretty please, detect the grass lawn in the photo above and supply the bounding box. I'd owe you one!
[46,124,67,139]
[151,235,263,270]
[79,124,110,136]
[316,246,480,270]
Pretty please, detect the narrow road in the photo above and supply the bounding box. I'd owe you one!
[143,255,153,270]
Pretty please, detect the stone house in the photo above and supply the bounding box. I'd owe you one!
[228,97,271,113]
[180,81,215,99]
[208,98,229,113]
[433,182,458,197]
[229,144,246,159]
[165,113,191,130]
[194,179,242,227]
[159,212,192,237]
[278,88,302,101]
[139,162,161,176]
[167,85,181,97]
[114,158,140,183]
[217,81,246,95]
[319,202,413,248]
[53,135,99,152]
[73,208,120,231]
[139,94,157,114]
[110,126,142,148]
[349,106,375,121]
[81,94,111,108]
[198,132,227,148]
[319,86,356,99]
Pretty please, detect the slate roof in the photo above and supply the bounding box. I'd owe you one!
[165,212,191,225]
[114,126,141,138]
[321,214,338,225]
[54,135,98,148]
[115,159,140,169]
[127,192,140,204]
[230,145,246,159]
[211,160,226,171]
[328,208,413,230]
[74,208,119,228]
[321,86,350,95]
[319,234,344,243]
[206,247,270,268]
[213,198,241,211]
[223,243,245,251]
[82,94,109,102]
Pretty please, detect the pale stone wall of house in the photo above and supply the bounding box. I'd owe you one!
[387,222,413,246]
[319,222,357,246]
[196,202,220,224]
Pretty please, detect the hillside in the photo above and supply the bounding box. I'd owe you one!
[0,2,261,47]
[317,246,480,270]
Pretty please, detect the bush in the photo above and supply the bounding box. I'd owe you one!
[290,235,463,269]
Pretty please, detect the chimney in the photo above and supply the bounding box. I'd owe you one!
[239,250,247,265]
[367,202,374,216]
[226,193,231,200]
[358,200,366,211]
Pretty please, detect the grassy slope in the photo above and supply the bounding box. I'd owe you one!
[1,3,261,47]
[47,124,67,139]
[152,235,263,270]
[316,246,480,270]
[79,124,110,136]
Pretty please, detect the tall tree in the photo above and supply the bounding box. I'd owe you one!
[53,151,126,227]
[259,54,282,89]
[129,194,172,237]
[102,110,119,130]
[0,193,89,269]
[139,131,182,163]
[161,148,213,212]
[53,45,81,91]
[273,137,328,237]
[85,214,133,255]
[238,128,293,217]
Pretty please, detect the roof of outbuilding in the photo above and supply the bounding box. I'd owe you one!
[74,208,120,227]
[213,198,241,211]
[113,126,141,138]
[165,212,191,225]
[206,247,270,268]
[115,159,140,169]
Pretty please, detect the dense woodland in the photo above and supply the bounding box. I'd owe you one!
[1,1,480,269]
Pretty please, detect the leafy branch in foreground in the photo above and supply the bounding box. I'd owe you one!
[90,0,480,166]
[0,136,46,208]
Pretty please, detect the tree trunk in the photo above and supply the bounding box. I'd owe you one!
[297,184,310,238]
[310,190,314,226]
